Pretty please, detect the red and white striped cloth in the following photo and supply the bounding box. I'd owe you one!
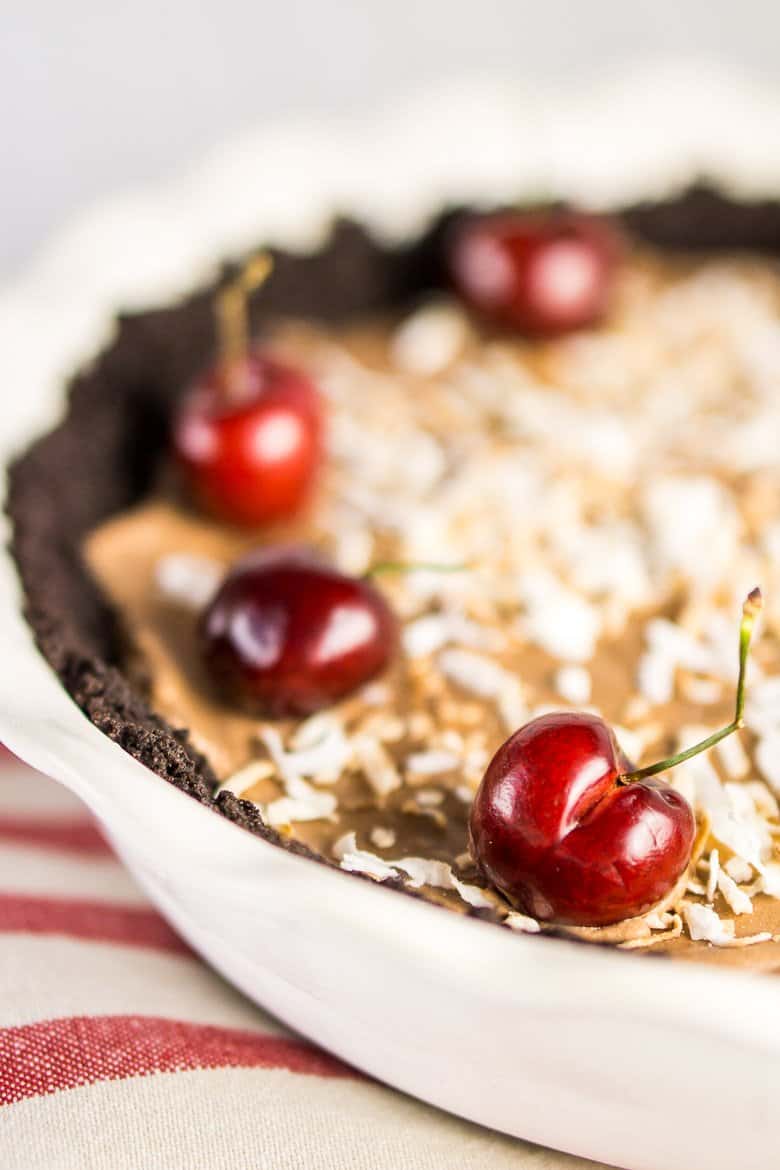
[0,746,597,1170]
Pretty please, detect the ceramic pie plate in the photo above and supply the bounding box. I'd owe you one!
[3,66,780,1170]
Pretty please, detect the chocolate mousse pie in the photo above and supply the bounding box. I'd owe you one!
[10,188,780,970]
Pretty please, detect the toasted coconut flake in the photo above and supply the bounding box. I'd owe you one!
[645,910,675,930]
[619,913,683,949]
[356,712,406,744]
[722,932,773,948]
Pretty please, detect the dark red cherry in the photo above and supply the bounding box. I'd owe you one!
[201,551,398,717]
[469,712,695,926]
[173,352,322,527]
[470,591,763,926]
[450,211,620,335]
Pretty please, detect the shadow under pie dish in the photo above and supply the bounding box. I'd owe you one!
[8,186,780,968]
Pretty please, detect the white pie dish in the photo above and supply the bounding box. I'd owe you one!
[4,65,780,1170]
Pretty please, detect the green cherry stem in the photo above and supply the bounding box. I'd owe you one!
[620,588,763,785]
[364,561,472,580]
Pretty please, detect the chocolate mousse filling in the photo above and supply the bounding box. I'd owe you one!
[9,188,780,965]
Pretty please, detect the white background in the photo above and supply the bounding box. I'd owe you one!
[4,0,780,277]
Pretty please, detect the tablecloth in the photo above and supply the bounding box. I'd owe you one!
[0,746,607,1170]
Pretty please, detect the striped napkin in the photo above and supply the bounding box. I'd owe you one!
[0,746,601,1170]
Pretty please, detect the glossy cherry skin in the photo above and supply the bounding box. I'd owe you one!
[201,551,398,717]
[450,212,620,336]
[469,712,695,926]
[173,352,323,527]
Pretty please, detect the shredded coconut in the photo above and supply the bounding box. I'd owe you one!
[215,759,274,797]
[414,788,444,807]
[259,722,352,786]
[717,870,753,915]
[725,856,754,884]
[351,734,402,798]
[682,902,736,945]
[369,826,396,850]
[391,302,468,376]
[333,833,398,880]
[706,849,720,904]
[451,877,496,909]
[715,734,751,781]
[402,612,503,658]
[405,749,460,778]
[756,731,780,793]
[264,790,337,826]
[505,912,542,934]
[155,553,223,609]
[554,664,592,705]
[438,648,525,730]
[518,569,601,663]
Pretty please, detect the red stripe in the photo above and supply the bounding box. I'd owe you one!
[0,1016,357,1103]
[0,894,190,954]
[0,815,112,856]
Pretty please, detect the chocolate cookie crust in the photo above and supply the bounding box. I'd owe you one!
[8,186,780,862]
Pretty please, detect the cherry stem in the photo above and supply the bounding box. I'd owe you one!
[620,588,763,785]
[215,252,273,400]
[364,560,472,580]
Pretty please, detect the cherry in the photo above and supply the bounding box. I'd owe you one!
[173,253,323,527]
[174,353,322,527]
[470,590,762,926]
[201,550,398,717]
[449,210,620,336]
